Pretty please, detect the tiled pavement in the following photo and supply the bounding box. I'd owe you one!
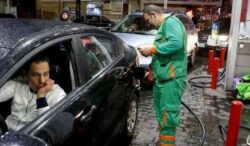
[130,57,250,146]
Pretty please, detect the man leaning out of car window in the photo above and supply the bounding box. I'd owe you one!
[0,56,66,131]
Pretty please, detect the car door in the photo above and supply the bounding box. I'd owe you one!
[0,35,84,145]
[63,33,132,146]
[18,35,96,146]
[7,32,132,146]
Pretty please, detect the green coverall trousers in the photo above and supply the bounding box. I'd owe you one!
[153,78,186,146]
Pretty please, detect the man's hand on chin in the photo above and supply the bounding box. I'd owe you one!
[37,79,54,98]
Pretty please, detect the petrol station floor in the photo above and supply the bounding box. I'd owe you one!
[130,56,250,146]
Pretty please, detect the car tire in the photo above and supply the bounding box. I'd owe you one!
[122,93,138,144]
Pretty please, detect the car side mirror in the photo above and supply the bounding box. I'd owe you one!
[0,132,47,146]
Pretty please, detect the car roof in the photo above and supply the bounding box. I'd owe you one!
[0,18,113,78]
[0,19,81,49]
[0,18,114,52]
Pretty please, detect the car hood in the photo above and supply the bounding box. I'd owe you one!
[114,32,155,48]
[114,32,155,68]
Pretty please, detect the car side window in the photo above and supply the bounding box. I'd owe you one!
[81,36,112,65]
[45,42,75,93]
[87,50,103,77]
[95,36,119,59]
[82,39,103,77]
[0,40,74,132]
[81,36,114,77]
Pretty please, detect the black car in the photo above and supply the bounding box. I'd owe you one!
[81,15,116,30]
[0,19,139,146]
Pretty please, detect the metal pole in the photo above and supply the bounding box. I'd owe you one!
[164,0,168,10]
[225,0,242,89]
[207,50,214,74]
[211,57,219,89]
[75,0,81,22]
[225,100,243,146]
[219,48,226,68]
[7,0,10,7]
[40,0,44,19]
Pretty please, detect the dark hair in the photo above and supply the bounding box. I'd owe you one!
[61,11,70,21]
[143,4,163,15]
[32,56,50,64]
[24,56,50,73]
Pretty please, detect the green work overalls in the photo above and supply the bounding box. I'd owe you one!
[151,16,187,145]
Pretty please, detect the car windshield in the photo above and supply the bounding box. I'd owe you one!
[111,14,157,35]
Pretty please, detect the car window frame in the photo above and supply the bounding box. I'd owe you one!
[0,36,75,87]
[75,33,113,78]
[74,33,125,84]
[8,35,80,134]
[16,33,97,144]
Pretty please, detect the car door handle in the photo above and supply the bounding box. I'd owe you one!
[79,105,97,123]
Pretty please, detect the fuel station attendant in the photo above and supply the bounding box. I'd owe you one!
[138,5,187,146]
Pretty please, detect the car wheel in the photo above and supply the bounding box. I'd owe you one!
[123,93,138,143]
[0,115,8,135]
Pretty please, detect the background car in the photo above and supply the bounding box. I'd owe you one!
[110,12,198,87]
[0,13,15,18]
[198,17,231,50]
[81,15,116,30]
[0,18,139,146]
[111,11,198,69]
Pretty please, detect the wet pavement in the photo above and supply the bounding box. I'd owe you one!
[131,56,250,146]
